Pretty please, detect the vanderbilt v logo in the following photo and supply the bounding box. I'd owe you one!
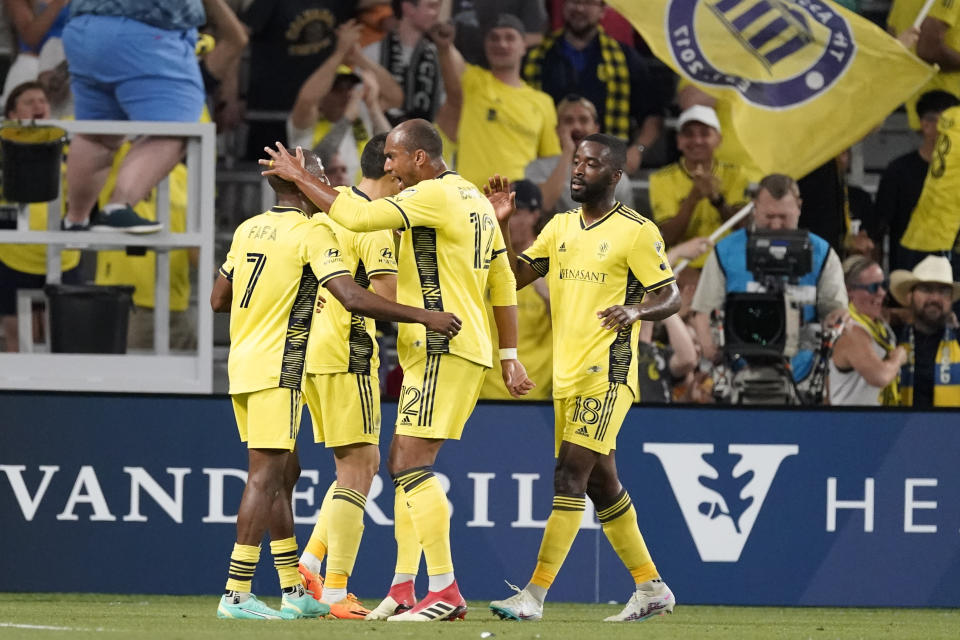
[644,443,798,562]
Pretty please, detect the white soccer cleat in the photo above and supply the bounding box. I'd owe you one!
[604,582,676,622]
[489,581,543,621]
[365,581,417,620]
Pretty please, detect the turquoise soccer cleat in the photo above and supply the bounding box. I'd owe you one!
[280,590,331,619]
[217,593,283,620]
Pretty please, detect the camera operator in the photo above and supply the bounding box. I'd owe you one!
[689,174,848,384]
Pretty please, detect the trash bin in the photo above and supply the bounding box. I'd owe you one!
[44,284,134,354]
[0,124,66,202]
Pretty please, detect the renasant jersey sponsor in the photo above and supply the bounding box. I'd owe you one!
[520,203,675,398]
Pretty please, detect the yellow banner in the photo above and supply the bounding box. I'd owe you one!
[608,0,935,178]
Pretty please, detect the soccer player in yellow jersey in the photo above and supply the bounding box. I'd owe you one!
[212,149,461,621]
[262,118,534,622]
[295,134,401,619]
[486,133,681,623]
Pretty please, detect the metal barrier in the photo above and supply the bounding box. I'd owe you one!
[0,120,216,393]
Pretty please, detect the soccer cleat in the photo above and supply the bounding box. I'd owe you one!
[328,593,371,619]
[489,581,543,621]
[281,587,331,619]
[365,580,417,620]
[387,580,466,622]
[90,206,162,234]
[298,563,324,600]
[216,593,283,620]
[603,583,676,622]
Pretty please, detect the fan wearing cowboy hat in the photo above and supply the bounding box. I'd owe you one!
[890,256,960,407]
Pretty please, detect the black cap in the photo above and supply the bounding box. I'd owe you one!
[486,13,526,36]
[511,179,542,211]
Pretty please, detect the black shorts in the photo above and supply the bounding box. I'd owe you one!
[0,259,80,315]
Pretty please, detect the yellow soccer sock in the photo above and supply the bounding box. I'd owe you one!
[598,490,659,584]
[304,481,336,566]
[270,537,301,590]
[324,486,367,587]
[529,494,585,589]
[225,543,260,593]
[393,467,452,576]
[392,481,423,575]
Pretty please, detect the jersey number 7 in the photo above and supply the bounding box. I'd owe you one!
[239,252,267,308]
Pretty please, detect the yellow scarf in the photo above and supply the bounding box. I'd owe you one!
[523,27,631,139]
[847,302,899,405]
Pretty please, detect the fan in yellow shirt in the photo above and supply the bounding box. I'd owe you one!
[261,119,533,621]
[649,106,750,269]
[434,14,561,189]
[908,0,960,128]
[211,147,460,621]
[901,105,960,254]
[486,134,681,623]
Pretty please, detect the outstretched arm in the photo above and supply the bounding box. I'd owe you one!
[262,143,339,210]
[431,22,465,142]
[323,275,461,335]
[598,282,681,330]
[484,175,541,289]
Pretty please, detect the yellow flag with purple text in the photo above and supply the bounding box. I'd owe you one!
[608,0,935,178]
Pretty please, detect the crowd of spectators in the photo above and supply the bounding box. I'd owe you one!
[0,0,958,408]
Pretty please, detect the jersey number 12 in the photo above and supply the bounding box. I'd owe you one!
[469,212,495,269]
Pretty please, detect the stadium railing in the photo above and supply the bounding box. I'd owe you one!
[0,119,216,394]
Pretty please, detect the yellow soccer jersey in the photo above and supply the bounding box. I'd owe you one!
[0,199,81,275]
[221,207,349,394]
[95,163,190,310]
[520,203,675,399]
[328,170,518,369]
[906,0,960,128]
[649,160,750,268]
[306,186,398,375]
[888,0,926,36]
[480,283,553,400]
[902,106,960,251]
[457,64,561,188]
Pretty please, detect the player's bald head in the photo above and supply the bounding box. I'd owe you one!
[389,118,443,160]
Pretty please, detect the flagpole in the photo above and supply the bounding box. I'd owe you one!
[672,202,754,274]
[913,0,937,29]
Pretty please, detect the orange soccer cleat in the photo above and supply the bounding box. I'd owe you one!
[298,563,325,601]
[328,593,372,619]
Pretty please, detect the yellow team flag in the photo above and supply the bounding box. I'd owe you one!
[607,0,935,178]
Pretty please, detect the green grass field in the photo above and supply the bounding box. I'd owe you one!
[0,594,957,639]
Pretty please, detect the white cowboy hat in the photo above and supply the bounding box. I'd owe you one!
[889,255,960,306]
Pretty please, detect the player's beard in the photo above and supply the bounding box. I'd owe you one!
[570,179,606,203]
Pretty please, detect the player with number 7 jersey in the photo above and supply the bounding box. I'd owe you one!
[211,147,462,622]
